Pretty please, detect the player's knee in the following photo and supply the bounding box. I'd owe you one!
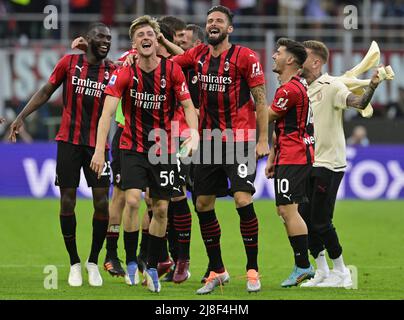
[277,206,290,222]
[60,193,76,213]
[126,194,141,211]
[234,193,252,208]
[151,202,168,221]
[195,197,214,212]
[94,196,109,214]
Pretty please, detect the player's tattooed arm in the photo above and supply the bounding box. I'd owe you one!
[251,84,270,159]
[346,68,380,109]
[8,83,58,142]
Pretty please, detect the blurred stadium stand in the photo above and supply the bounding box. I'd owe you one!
[0,0,403,143]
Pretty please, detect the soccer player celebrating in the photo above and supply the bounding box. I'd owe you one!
[90,16,199,293]
[9,23,115,287]
[265,38,315,287]
[172,5,269,294]
[299,40,383,288]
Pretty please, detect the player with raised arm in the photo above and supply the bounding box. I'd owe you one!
[265,38,315,287]
[299,40,385,288]
[172,5,269,294]
[90,16,199,293]
[9,23,115,287]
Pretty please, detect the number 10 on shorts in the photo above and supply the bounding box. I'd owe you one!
[276,178,289,194]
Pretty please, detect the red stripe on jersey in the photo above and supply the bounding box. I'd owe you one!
[135,67,144,153]
[89,62,105,147]
[72,59,88,145]
[57,55,76,142]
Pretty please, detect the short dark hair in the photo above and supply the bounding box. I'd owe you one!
[159,22,174,43]
[302,40,329,63]
[158,16,186,32]
[207,5,234,25]
[276,37,307,67]
[185,24,204,43]
[86,22,109,35]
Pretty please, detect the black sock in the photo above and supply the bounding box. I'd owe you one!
[147,234,165,269]
[167,203,178,262]
[124,231,139,264]
[288,235,310,268]
[106,224,120,259]
[197,209,224,273]
[160,236,169,262]
[322,226,343,259]
[139,210,153,257]
[308,231,325,259]
[172,199,192,261]
[139,229,149,258]
[237,203,259,271]
[88,212,109,264]
[60,212,80,265]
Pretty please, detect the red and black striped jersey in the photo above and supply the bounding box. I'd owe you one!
[271,76,314,165]
[173,43,265,142]
[104,57,191,154]
[48,54,115,148]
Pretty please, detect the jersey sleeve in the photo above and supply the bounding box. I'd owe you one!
[173,44,204,68]
[332,79,351,110]
[117,48,137,62]
[270,85,297,117]
[172,62,191,102]
[48,54,71,86]
[238,48,265,89]
[104,66,131,98]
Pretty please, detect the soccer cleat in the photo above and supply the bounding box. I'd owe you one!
[144,268,161,293]
[173,260,191,284]
[103,258,126,277]
[162,265,175,282]
[300,269,329,287]
[86,262,103,287]
[196,270,230,295]
[200,267,210,283]
[68,263,82,287]
[316,268,353,288]
[281,265,315,288]
[246,269,261,293]
[125,261,140,286]
[157,258,175,278]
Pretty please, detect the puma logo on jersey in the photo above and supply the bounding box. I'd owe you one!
[283,89,290,95]
[75,65,84,72]
[179,175,186,182]
[173,186,181,192]
[246,180,254,187]
[133,76,139,83]
[198,60,204,67]
[283,194,292,201]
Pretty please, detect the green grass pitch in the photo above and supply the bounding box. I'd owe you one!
[0,199,403,300]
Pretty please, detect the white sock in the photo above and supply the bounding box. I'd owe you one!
[332,254,346,272]
[315,250,329,274]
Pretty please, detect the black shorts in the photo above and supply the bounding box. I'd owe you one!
[111,126,124,189]
[301,166,344,221]
[274,164,311,206]
[193,142,256,197]
[120,150,183,200]
[55,141,111,188]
